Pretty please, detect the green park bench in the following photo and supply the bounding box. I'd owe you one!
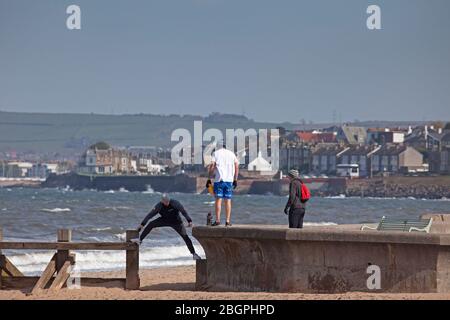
[361,216,433,233]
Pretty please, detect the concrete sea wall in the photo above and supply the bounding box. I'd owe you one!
[42,173,198,192]
[193,224,450,293]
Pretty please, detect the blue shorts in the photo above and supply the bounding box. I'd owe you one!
[213,181,233,199]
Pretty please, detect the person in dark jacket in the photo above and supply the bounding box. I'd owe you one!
[284,169,306,228]
[132,194,201,260]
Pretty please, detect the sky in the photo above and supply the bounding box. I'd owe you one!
[0,0,449,123]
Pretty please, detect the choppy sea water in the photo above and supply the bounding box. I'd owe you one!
[0,187,449,275]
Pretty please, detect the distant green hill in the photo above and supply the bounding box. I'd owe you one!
[0,111,296,153]
[0,111,435,153]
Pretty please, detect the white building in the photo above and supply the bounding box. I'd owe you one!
[137,158,166,174]
[7,161,33,177]
[248,152,273,172]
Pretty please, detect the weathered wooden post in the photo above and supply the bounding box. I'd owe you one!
[125,230,140,290]
[56,229,71,271]
[48,229,75,291]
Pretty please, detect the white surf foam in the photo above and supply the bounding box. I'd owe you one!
[59,185,73,192]
[7,244,205,276]
[90,227,113,232]
[114,233,126,241]
[325,194,346,199]
[304,222,338,226]
[40,208,72,213]
[142,185,155,194]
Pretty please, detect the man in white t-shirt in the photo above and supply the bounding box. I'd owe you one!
[206,143,239,226]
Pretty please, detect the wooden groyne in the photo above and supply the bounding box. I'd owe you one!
[0,227,140,293]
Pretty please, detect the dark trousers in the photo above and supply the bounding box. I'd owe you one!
[139,217,196,254]
[289,208,305,229]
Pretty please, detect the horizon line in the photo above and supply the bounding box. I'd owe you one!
[0,109,447,126]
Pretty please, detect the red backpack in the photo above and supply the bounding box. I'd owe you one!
[299,180,311,203]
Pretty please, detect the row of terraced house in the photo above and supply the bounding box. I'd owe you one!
[78,142,167,175]
[279,124,450,177]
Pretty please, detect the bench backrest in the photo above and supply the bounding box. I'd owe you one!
[377,216,433,232]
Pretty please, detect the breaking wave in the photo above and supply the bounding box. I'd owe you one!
[142,185,155,194]
[40,208,72,213]
[7,245,205,276]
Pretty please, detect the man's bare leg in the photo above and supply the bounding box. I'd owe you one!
[224,199,232,224]
[215,198,222,222]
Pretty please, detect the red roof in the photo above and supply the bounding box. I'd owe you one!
[296,131,336,143]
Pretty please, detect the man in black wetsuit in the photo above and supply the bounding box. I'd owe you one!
[132,194,201,260]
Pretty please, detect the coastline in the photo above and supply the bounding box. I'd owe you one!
[1,266,450,300]
[3,174,450,200]
[0,178,42,188]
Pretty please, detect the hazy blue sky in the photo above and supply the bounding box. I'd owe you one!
[1,0,449,123]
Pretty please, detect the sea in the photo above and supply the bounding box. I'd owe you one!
[0,187,449,275]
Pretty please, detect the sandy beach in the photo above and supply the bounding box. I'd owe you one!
[1,266,449,300]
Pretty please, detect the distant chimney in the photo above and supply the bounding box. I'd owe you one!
[438,128,443,134]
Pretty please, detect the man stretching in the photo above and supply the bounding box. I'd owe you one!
[132,194,201,260]
[206,142,239,226]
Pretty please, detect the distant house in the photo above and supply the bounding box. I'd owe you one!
[367,128,405,145]
[295,131,337,144]
[279,143,312,173]
[426,129,448,152]
[339,145,381,177]
[312,145,349,175]
[440,148,450,173]
[0,161,58,179]
[137,158,167,174]
[442,132,450,150]
[27,164,51,179]
[428,131,450,174]
[79,142,115,175]
[371,145,425,174]
[79,142,166,175]
[5,161,33,177]
[0,161,22,178]
[113,148,134,174]
[404,125,443,151]
[336,125,367,145]
[404,127,426,150]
